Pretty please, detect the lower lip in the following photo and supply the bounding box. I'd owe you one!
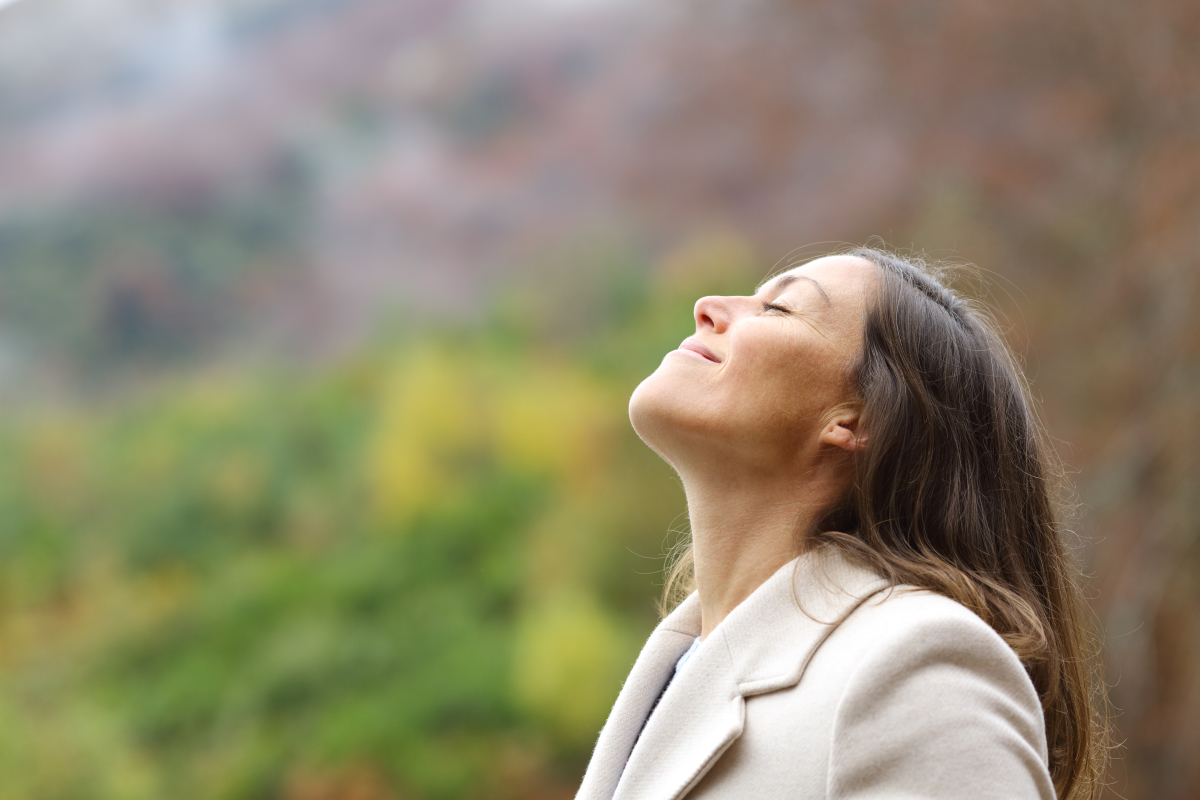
[672,348,716,363]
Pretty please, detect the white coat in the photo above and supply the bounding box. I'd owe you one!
[576,546,1055,800]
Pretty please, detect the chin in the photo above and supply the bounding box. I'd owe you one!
[628,368,711,468]
[629,372,668,449]
[629,369,684,460]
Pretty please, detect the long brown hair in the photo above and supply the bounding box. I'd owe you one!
[660,247,1108,799]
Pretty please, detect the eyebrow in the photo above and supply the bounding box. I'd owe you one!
[758,274,832,307]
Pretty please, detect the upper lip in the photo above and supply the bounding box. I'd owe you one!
[680,337,722,363]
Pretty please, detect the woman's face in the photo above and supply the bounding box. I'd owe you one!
[629,255,877,473]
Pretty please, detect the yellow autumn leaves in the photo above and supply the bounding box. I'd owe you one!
[367,347,638,741]
[369,348,620,525]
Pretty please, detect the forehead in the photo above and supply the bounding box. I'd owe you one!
[757,255,877,297]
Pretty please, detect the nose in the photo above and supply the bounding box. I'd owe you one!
[694,295,733,333]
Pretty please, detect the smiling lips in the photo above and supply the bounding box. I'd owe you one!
[679,337,722,363]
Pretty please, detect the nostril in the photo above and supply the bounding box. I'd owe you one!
[694,296,723,331]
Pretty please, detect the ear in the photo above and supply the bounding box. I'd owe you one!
[819,409,866,453]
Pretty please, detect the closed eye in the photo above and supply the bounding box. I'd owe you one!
[762,301,791,314]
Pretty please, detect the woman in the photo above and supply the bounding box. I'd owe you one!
[576,248,1106,800]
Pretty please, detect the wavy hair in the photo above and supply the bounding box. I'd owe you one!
[660,247,1108,799]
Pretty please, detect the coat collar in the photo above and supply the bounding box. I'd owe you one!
[576,545,890,800]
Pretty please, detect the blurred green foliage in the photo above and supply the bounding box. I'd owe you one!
[0,233,759,799]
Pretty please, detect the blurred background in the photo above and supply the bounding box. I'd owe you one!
[0,0,1196,797]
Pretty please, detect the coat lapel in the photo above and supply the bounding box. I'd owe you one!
[591,546,890,800]
[611,622,744,800]
[575,594,703,800]
[723,547,891,698]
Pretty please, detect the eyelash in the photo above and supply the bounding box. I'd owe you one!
[762,301,790,314]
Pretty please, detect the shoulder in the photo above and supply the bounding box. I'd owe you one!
[840,585,1025,666]
[818,586,1054,799]
[831,586,1043,725]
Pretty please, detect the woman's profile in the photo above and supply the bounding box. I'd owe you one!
[575,247,1107,799]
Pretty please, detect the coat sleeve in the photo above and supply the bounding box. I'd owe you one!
[826,604,1056,800]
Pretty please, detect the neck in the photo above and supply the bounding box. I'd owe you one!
[681,459,846,640]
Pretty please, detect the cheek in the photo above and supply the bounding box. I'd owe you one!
[727,328,845,420]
